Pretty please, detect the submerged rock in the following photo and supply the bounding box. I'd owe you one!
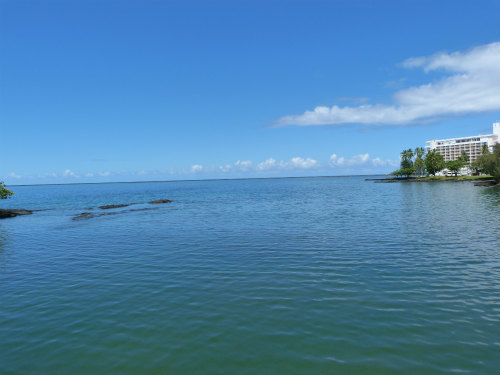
[0,209,33,219]
[98,203,134,210]
[129,207,158,212]
[72,212,95,220]
[72,207,159,221]
[149,199,173,204]
[474,180,498,187]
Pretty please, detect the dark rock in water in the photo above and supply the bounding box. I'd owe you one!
[129,207,159,213]
[73,207,159,221]
[474,180,498,187]
[98,203,133,210]
[0,209,33,219]
[149,199,173,204]
[73,212,95,220]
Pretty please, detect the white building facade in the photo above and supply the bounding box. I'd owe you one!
[425,122,500,164]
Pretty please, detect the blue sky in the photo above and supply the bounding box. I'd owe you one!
[1,0,499,184]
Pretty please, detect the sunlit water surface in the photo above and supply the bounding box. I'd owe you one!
[1,177,499,374]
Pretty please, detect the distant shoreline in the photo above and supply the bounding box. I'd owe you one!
[366,175,498,186]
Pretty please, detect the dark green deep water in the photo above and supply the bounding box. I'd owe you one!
[0,177,499,374]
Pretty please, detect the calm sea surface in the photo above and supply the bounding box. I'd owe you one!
[0,176,499,374]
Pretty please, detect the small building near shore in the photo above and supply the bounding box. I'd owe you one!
[425,122,500,164]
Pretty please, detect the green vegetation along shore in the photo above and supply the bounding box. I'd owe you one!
[389,144,500,184]
[0,181,14,199]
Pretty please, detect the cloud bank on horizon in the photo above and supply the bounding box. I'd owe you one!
[276,42,500,127]
[6,153,398,183]
[187,153,397,175]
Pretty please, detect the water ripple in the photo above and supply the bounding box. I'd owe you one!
[0,178,499,374]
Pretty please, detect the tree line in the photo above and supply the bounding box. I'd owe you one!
[392,144,500,182]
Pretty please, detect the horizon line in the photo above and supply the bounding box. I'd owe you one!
[7,173,387,187]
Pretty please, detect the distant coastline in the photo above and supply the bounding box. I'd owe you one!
[366,175,498,186]
[5,174,383,187]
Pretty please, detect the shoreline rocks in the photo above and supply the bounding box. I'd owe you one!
[0,209,33,219]
[474,180,499,187]
[366,177,497,184]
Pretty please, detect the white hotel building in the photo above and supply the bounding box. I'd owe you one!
[425,122,500,164]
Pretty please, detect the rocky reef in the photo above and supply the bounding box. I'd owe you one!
[0,198,174,220]
[149,199,173,204]
[0,209,33,219]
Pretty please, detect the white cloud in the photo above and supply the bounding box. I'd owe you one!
[330,153,370,166]
[234,160,253,171]
[276,42,500,126]
[8,172,21,179]
[330,153,371,166]
[35,153,395,183]
[372,157,386,167]
[219,164,232,172]
[63,169,79,178]
[349,153,370,165]
[257,158,278,171]
[329,154,345,166]
[254,156,318,171]
[216,157,320,173]
[217,160,253,173]
[191,164,203,173]
[330,153,397,168]
[288,157,318,169]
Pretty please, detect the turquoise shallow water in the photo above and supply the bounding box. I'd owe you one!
[0,177,499,374]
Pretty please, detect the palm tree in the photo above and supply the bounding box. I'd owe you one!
[400,148,414,171]
[481,144,490,155]
[459,150,469,164]
[414,147,426,176]
[414,147,425,159]
[401,148,414,161]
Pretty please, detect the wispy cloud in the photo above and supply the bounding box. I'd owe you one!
[234,160,253,171]
[218,160,256,173]
[256,158,278,171]
[288,157,319,169]
[256,157,319,171]
[330,153,397,168]
[63,169,79,178]
[276,42,500,127]
[215,154,391,173]
[3,152,397,184]
[7,172,21,179]
[191,164,204,173]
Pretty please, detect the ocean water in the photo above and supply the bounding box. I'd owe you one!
[0,176,499,374]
